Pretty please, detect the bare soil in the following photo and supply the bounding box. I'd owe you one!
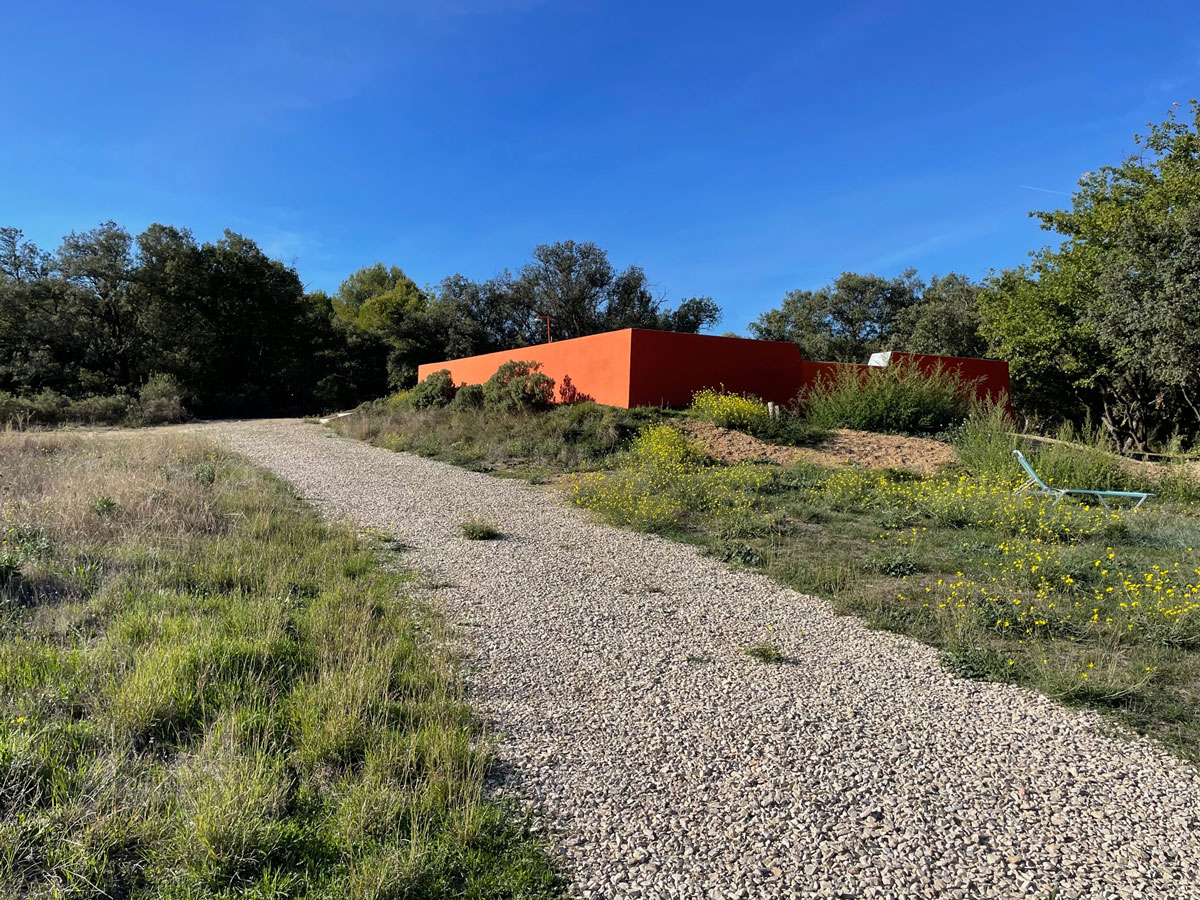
[678,419,958,473]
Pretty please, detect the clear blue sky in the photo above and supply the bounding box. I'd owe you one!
[3,1,1197,332]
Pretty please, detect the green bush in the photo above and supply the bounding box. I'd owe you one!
[138,374,186,425]
[448,382,485,411]
[0,390,136,427]
[951,403,1020,480]
[800,362,978,434]
[482,361,555,413]
[411,369,458,409]
[571,424,772,534]
[68,394,133,425]
[952,406,1200,501]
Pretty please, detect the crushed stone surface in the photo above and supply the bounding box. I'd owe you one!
[204,419,1200,900]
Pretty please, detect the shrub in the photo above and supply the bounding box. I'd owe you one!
[0,390,134,427]
[67,393,132,425]
[448,383,485,411]
[138,374,186,425]
[691,389,771,431]
[690,389,827,446]
[482,361,555,413]
[800,362,978,434]
[951,403,1019,480]
[571,424,772,534]
[410,369,458,409]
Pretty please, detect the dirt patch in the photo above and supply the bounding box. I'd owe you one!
[678,420,958,474]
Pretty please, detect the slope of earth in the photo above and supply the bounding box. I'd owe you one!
[677,419,958,473]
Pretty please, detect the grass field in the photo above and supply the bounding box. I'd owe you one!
[0,432,557,899]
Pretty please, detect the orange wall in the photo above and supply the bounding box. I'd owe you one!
[417,328,1012,412]
[417,330,633,407]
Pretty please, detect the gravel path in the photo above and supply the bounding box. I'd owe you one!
[209,420,1200,900]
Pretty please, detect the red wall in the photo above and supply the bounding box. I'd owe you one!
[417,328,1011,412]
[627,330,808,407]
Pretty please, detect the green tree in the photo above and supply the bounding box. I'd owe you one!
[135,226,325,413]
[893,272,987,358]
[980,101,1200,448]
[750,270,920,362]
[56,221,142,391]
[332,263,429,388]
[517,241,721,341]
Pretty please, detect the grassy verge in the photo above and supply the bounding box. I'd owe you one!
[0,432,558,899]
[335,398,665,478]
[572,419,1200,763]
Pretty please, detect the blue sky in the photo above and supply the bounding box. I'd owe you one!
[3,1,1197,332]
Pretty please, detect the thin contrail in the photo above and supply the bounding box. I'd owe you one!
[1020,184,1070,196]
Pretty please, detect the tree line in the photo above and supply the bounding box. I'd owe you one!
[0,232,719,417]
[4,102,1198,448]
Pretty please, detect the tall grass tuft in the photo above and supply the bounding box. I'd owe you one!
[800,362,978,434]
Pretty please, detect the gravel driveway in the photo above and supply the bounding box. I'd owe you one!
[208,419,1200,900]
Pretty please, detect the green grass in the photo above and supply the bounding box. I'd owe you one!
[572,421,1200,764]
[335,399,665,478]
[0,432,558,899]
[741,643,785,664]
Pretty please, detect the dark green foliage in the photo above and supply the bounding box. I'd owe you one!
[750,270,921,362]
[482,361,555,413]
[800,362,977,433]
[136,374,185,425]
[0,223,385,419]
[410,369,458,409]
[1,224,724,421]
[939,647,1016,683]
[893,273,987,358]
[449,382,485,410]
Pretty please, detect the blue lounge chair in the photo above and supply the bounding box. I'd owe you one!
[1012,450,1153,510]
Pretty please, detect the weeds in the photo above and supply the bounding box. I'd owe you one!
[460,516,504,540]
[689,388,827,446]
[800,361,978,434]
[742,643,785,663]
[571,419,1200,762]
[336,399,661,475]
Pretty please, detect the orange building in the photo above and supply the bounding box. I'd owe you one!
[417,328,1011,410]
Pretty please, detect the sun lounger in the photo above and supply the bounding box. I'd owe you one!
[1012,450,1153,510]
